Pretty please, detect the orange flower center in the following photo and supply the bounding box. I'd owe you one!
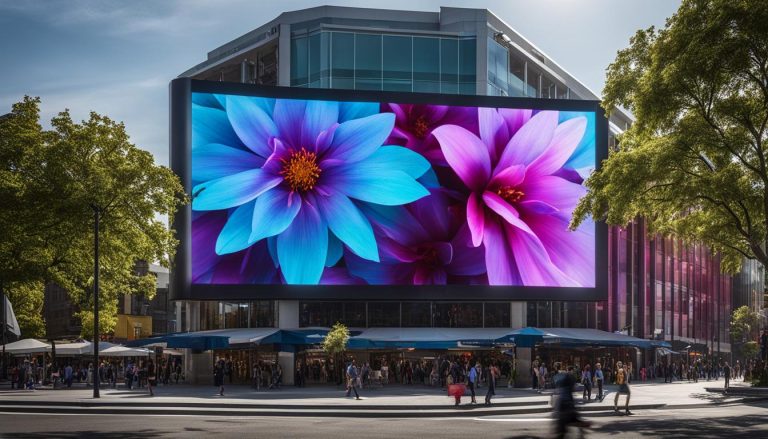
[497,186,525,204]
[412,116,429,139]
[280,148,321,192]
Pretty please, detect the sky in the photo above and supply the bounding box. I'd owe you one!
[0,0,681,166]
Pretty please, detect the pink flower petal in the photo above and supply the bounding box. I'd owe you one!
[496,111,559,172]
[527,117,587,177]
[483,219,521,285]
[432,124,491,191]
[467,192,485,247]
[479,107,509,162]
[505,222,576,287]
[498,108,532,137]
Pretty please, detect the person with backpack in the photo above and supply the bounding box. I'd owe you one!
[581,364,593,401]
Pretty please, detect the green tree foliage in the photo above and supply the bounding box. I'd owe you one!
[743,340,759,359]
[5,282,45,338]
[571,0,768,273]
[322,322,350,357]
[730,305,760,342]
[0,97,186,338]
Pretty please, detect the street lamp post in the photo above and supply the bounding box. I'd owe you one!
[91,204,100,399]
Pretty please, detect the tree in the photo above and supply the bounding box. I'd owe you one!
[731,305,759,342]
[571,0,768,274]
[0,97,186,338]
[322,322,350,385]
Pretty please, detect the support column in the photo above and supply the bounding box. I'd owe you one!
[515,347,532,388]
[511,302,526,328]
[277,300,299,385]
[187,350,213,385]
[277,24,291,87]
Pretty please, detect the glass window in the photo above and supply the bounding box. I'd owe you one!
[440,38,458,94]
[331,32,354,89]
[537,301,552,327]
[222,302,248,329]
[508,53,525,97]
[433,303,483,327]
[368,302,400,327]
[355,33,382,91]
[291,36,308,87]
[383,35,412,92]
[250,300,275,327]
[487,38,508,96]
[343,302,366,328]
[459,38,476,95]
[413,37,440,93]
[300,302,343,327]
[557,84,569,99]
[541,75,557,99]
[402,302,431,327]
[484,303,510,328]
[319,32,330,88]
[526,65,540,97]
[308,33,321,88]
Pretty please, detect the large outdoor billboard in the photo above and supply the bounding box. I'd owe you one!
[170,79,607,301]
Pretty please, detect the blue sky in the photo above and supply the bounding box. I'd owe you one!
[0,0,680,166]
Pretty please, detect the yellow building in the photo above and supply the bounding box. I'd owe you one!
[114,314,153,341]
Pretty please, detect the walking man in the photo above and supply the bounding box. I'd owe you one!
[468,362,478,404]
[594,363,604,401]
[485,361,498,406]
[345,359,361,400]
[723,362,731,392]
[613,361,632,415]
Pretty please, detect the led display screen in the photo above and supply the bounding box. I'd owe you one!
[171,80,607,300]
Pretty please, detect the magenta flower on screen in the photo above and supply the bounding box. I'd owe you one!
[431,109,595,287]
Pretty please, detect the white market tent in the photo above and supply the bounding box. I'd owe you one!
[0,338,51,354]
[100,345,151,357]
[55,341,119,356]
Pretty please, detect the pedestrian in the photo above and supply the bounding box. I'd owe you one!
[553,363,591,439]
[64,363,73,389]
[539,362,548,391]
[484,361,498,406]
[724,362,731,391]
[147,358,156,396]
[594,363,604,401]
[581,364,592,401]
[345,359,361,400]
[214,359,225,396]
[532,360,540,392]
[467,362,479,404]
[253,362,261,390]
[613,361,632,415]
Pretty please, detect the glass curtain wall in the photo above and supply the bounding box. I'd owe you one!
[291,31,476,94]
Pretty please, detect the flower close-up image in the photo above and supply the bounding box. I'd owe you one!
[190,93,595,287]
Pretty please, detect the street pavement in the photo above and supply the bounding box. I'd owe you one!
[0,401,766,438]
[0,378,760,417]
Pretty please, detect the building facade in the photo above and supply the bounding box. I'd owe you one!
[178,6,760,369]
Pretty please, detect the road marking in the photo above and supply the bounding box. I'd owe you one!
[473,417,552,422]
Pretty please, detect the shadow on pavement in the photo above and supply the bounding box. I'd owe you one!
[4,430,174,439]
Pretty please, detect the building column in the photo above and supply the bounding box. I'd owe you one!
[511,302,526,328]
[515,347,532,388]
[277,300,299,385]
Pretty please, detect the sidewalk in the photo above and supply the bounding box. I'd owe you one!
[0,379,761,418]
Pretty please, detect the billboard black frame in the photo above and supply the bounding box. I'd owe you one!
[170,78,608,302]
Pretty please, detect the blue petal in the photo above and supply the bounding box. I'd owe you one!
[326,233,343,267]
[277,202,328,284]
[302,101,339,149]
[192,104,244,150]
[226,95,279,158]
[192,93,224,110]
[328,157,430,206]
[215,202,255,255]
[273,99,306,148]
[192,143,265,183]
[267,236,279,268]
[339,102,379,122]
[328,113,395,163]
[249,187,301,243]
[417,168,441,189]
[192,169,282,211]
[318,192,379,262]
[370,146,430,179]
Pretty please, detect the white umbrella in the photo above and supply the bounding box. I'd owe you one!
[0,338,51,354]
[55,341,117,356]
[100,346,151,357]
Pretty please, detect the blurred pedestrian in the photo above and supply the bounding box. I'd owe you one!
[613,361,631,415]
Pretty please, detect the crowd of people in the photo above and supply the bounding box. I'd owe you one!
[4,356,184,392]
